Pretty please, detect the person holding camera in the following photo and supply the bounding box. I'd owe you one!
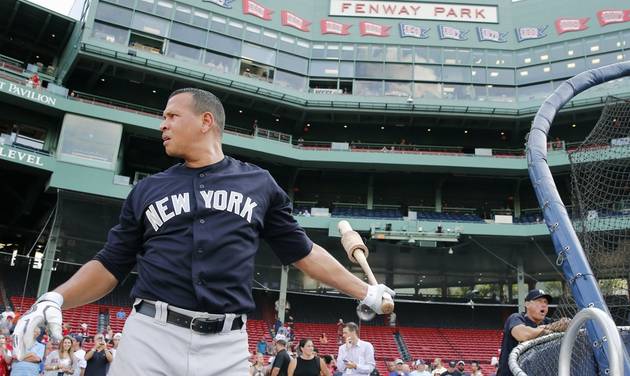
[83,334,112,376]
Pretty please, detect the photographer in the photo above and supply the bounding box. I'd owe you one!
[83,334,112,376]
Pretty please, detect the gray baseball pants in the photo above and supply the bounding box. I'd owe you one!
[107,299,250,375]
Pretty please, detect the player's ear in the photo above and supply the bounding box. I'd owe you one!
[200,111,215,133]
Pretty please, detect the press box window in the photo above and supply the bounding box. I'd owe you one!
[129,32,164,54]
[57,114,122,170]
[240,60,274,83]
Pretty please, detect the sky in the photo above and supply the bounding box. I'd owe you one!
[27,0,85,20]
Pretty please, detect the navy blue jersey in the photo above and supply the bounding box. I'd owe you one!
[94,156,313,313]
[497,312,551,376]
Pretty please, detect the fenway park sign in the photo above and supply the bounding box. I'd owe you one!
[329,0,498,23]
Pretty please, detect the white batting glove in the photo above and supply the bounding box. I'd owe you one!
[360,284,395,314]
[13,292,63,360]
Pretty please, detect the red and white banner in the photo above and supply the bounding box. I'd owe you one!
[555,17,589,34]
[242,0,273,20]
[281,11,311,31]
[359,21,390,36]
[320,19,351,35]
[597,9,630,26]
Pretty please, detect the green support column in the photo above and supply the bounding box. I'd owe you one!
[435,177,446,212]
[278,265,289,323]
[37,207,60,297]
[367,174,374,210]
[517,257,527,313]
[514,179,522,218]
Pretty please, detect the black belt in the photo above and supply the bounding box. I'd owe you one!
[135,301,244,334]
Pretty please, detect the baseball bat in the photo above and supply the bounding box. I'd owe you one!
[338,220,395,315]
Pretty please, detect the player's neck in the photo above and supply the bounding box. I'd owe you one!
[185,146,224,168]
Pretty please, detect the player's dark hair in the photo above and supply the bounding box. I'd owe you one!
[345,322,359,333]
[169,88,225,135]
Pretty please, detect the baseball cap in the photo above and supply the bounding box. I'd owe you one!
[449,361,457,367]
[275,334,287,344]
[525,289,552,304]
[457,360,465,366]
[394,359,404,365]
[413,359,425,366]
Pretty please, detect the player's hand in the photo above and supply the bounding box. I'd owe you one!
[361,284,395,314]
[13,292,63,360]
[547,317,571,332]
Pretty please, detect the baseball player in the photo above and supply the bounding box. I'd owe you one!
[13,88,395,375]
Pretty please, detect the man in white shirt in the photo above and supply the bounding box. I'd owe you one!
[410,359,431,376]
[336,322,375,375]
[71,334,87,376]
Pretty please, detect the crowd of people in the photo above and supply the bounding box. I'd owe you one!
[0,312,121,376]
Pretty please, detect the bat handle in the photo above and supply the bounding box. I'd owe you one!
[354,249,395,315]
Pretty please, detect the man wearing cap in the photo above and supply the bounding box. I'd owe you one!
[388,359,408,376]
[456,361,469,376]
[409,359,430,376]
[271,334,291,376]
[496,289,570,376]
[440,361,461,376]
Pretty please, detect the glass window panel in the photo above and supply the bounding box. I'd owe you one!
[399,47,413,63]
[473,85,487,101]
[516,64,551,85]
[550,44,565,61]
[487,68,514,85]
[170,23,205,47]
[427,47,441,63]
[471,68,486,84]
[227,20,243,37]
[384,81,411,97]
[262,31,277,49]
[487,51,511,67]
[486,86,515,102]
[384,63,412,80]
[326,44,340,59]
[498,51,513,67]
[551,58,585,78]
[414,65,441,82]
[92,22,128,45]
[370,45,384,61]
[533,46,550,63]
[241,43,275,65]
[244,26,262,43]
[471,51,485,66]
[413,46,429,63]
[207,32,240,56]
[356,45,369,60]
[565,40,584,58]
[204,51,237,74]
[414,82,442,99]
[442,83,474,100]
[193,9,209,28]
[339,62,354,77]
[442,66,470,83]
[312,44,325,59]
[385,46,398,62]
[58,114,122,170]
[210,15,226,33]
[355,62,383,78]
[602,34,621,52]
[155,0,173,18]
[588,53,617,68]
[354,80,382,96]
[166,41,200,62]
[117,0,134,8]
[443,49,458,64]
[131,12,169,36]
[295,39,310,57]
[518,82,553,102]
[276,52,308,75]
[174,5,191,23]
[95,3,132,27]
[341,45,355,60]
[622,31,630,50]
[309,60,339,76]
[458,49,473,65]
[516,50,533,66]
[275,70,307,92]
[136,0,155,13]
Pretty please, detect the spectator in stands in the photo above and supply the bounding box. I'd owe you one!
[79,324,89,342]
[110,333,121,358]
[10,327,44,376]
[104,325,113,343]
[440,361,461,376]
[44,335,78,376]
[322,355,340,376]
[496,289,570,376]
[288,338,329,376]
[409,359,430,376]
[62,323,71,337]
[84,334,112,376]
[319,333,328,345]
[249,352,266,376]
[0,334,12,376]
[0,312,14,336]
[469,361,482,376]
[336,319,344,345]
[456,361,468,376]
[431,358,446,376]
[257,338,267,355]
[402,364,411,375]
[389,359,408,376]
[388,312,397,328]
[27,73,40,90]
[271,334,291,376]
[337,322,375,375]
[70,335,86,376]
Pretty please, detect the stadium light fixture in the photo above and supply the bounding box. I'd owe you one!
[427,128,431,132]
[343,125,348,128]
[380,126,384,130]
[449,248,454,254]
[275,118,279,122]
[571,124,577,128]
[306,123,310,127]
[238,110,243,113]
[152,90,156,93]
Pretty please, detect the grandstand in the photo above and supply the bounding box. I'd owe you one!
[0,0,629,374]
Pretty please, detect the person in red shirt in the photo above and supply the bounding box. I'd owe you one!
[31,73,40,89]
[0,334,12,376]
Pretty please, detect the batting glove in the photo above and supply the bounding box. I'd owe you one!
[361,284,395,314]
[13,292,63,360]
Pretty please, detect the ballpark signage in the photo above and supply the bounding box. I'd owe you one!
[437,25,468,40]
[0,81,57,107]
[329,0,498,23]
[555,17,589,34]
[596,9,630,26]
[399,23,429,39]
[476,26,507,43]
[320,19,352,35]
[359,21,390,36]
[281,11,311,31]
[0,145,45,167]
[242,0,272,20]
[515,26,547,42]
[202,0,234,8]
